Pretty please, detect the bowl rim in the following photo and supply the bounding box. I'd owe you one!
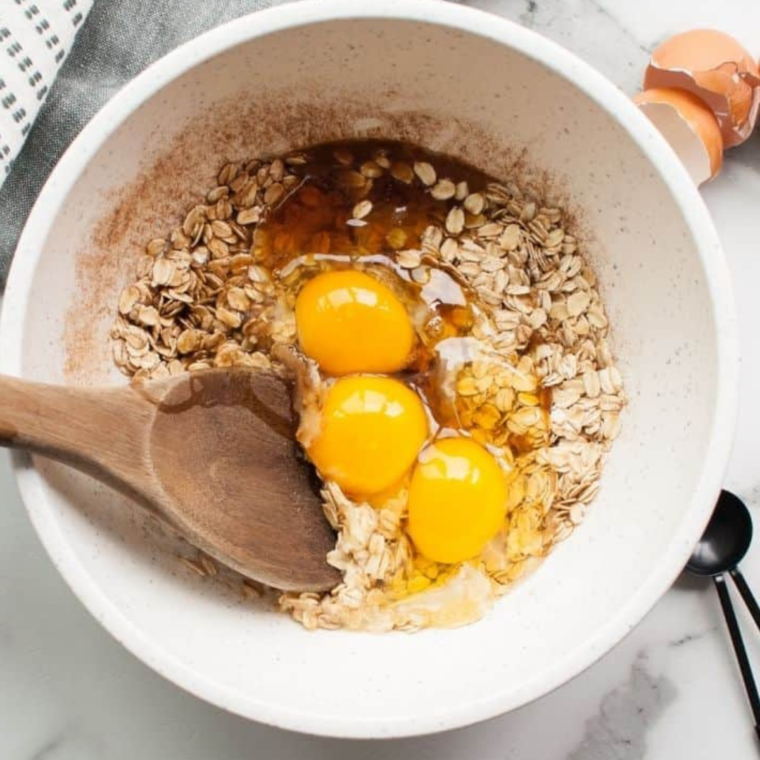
[0,0,739,738]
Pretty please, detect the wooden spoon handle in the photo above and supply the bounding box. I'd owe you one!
[0,374,156,505]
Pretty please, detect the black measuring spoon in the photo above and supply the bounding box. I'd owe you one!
[687,490,760,744]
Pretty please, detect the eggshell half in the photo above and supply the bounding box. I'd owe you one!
[634,88,723,185]
[644,29,760,147]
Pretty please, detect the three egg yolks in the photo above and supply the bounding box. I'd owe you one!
[295,270,415,376]
[295,269,508,564]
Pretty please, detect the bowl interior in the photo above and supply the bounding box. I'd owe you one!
[0,7,728,737]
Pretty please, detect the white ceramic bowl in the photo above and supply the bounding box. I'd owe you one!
[0,0,739,738]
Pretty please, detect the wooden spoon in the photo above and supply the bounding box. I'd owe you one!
[0,368,340,591]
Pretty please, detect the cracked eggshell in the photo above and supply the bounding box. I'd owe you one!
[644,29,760,147]
[634,88,723,185]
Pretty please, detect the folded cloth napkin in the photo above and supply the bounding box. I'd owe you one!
[0,0,289,289]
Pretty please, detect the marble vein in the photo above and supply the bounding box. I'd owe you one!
[566,654,677,760]
[667,628,716,649]
[28,733,67,760]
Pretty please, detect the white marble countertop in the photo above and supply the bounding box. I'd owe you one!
[3,0,760,758]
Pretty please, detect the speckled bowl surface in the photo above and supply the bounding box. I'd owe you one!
[0,0,739,738]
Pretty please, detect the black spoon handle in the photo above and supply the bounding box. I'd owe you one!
[730,568,760,633]
[714,574,760,743]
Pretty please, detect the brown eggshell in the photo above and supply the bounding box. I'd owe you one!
[644,29,760,147]
[634,88,723,185]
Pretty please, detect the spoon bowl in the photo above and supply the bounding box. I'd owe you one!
[687,490,753,576]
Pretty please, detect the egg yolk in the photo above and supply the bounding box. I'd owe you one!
[295,270,415,376]
[407,437,508,564]
[307,375,428,496]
